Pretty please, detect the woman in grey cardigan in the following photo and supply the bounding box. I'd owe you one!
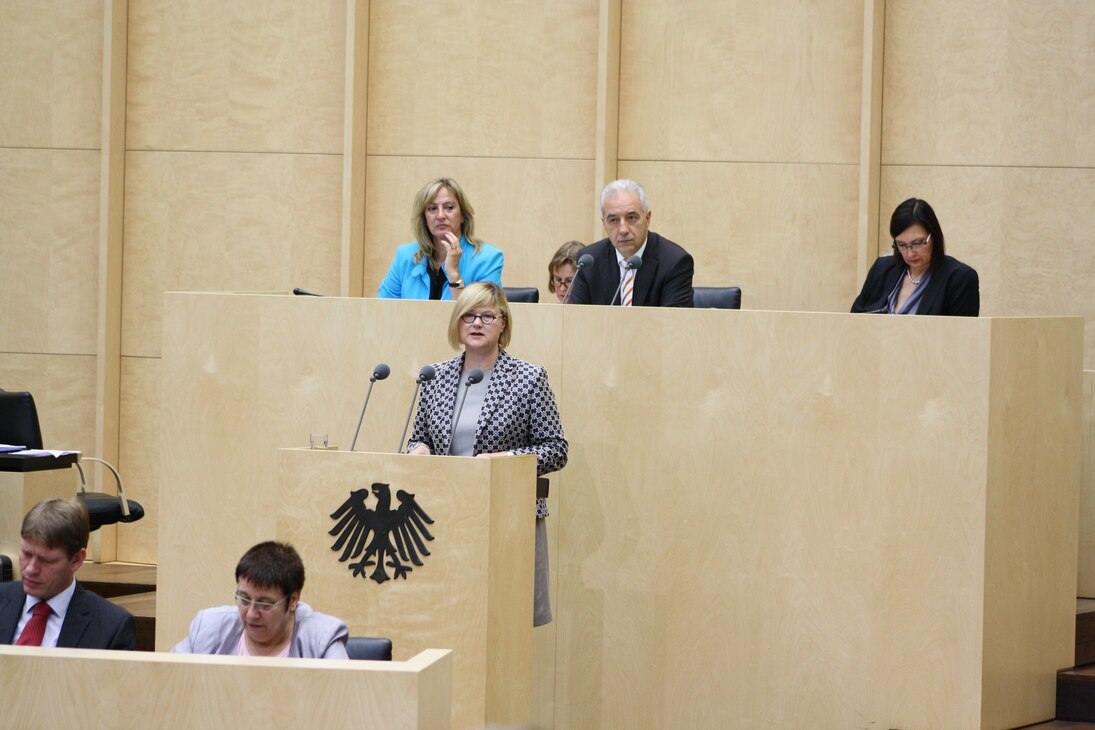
[172,541,348,658]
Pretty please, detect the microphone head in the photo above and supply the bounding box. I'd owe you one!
[371,363,391,382]
[464,368,485,385]
[418,365,437,382]
[626,254,643,270]
[577,253,594,269]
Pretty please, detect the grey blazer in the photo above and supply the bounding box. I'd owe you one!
[407,350,568,517]
[170,602,349,659]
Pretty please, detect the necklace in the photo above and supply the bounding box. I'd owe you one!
[907,269,923,285]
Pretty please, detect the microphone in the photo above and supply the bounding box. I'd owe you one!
[292,287,323,296]
[447,369,485,454]
[349,363,390,452]
[397,365,437,453]
[609,255,643,306]
[561,253,594,305]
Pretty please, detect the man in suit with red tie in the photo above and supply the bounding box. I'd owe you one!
[567,179,694,307]
[0,498,135,649]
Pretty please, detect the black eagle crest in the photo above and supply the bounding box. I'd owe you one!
[328,482,435,583]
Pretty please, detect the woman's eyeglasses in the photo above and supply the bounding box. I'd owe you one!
[460,312,502,325]
[234,591,286,613]
[893,234,931,252]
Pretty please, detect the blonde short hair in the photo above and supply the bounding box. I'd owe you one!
[448,282,511,350]
[411,178,482,266]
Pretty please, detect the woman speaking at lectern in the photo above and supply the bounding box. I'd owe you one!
[406,282,568,626]
[851,198,979,316]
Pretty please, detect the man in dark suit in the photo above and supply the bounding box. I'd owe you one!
[567,179,694,307]
[0,497,135,649]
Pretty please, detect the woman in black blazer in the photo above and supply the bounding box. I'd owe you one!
[851,198,979,316]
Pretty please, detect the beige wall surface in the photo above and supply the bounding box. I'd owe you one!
[881,1,1095,367]
[158,294,1082,729]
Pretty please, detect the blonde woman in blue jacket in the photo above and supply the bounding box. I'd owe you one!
[378,178,503,300]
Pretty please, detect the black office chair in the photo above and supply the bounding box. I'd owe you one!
[346,636,393,660]
[0,390,45,449]
[0,389,144,531]
[503,287,540,303]
[692,286,742,310]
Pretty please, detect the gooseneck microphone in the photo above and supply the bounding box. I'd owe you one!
[397,365,437,453]
[349,363,390,452]
[609,255,643,306]
[292,287,323,296]
[447,369,485,454]
[561,253,594,305]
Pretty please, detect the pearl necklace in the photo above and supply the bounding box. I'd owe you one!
[907,269,923,285]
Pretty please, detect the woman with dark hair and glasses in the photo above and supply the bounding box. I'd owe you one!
[171,541,348,658]
[406,282,567,626]
[851,198,979,316]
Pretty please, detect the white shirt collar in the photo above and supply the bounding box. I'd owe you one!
[615,236,649,267]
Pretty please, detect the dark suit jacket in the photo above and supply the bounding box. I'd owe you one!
[0,580,136,650]
[568,232,694,307]
[851,254,979,316]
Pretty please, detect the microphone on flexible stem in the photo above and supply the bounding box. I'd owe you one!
[609,255,643,306]
[292,287,324,296]
[561,253,594,305]
[397,365,437,453]
[446,369,484,454]
[349,363,390,452]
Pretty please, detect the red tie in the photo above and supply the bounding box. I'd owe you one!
[15,601,52,646]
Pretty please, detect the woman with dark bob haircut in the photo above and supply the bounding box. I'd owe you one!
[851,198,979,316]
[171,541,349,658]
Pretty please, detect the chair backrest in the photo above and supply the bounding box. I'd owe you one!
[692,286,742,310]
[0,390,44,449]
[503,287,540,304]
[345,636,393,661]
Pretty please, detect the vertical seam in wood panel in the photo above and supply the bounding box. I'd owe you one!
[341,0,369,297]
[594,0,622,237]
[856,0,885,284]
[95,0,129,561]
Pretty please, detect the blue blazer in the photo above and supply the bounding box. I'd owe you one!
[377,237,504,300]
[0,580,135,650]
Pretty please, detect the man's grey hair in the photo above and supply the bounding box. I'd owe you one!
[600,179,649,216]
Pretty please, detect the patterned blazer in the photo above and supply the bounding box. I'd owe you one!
[407,350,568,517]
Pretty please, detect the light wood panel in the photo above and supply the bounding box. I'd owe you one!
[0,646,453,730]
[362,157,595,298]
[620,160,860,312]
[0,149,100,355]
[275,451,535,729]
[883,1,1095,167]
[365,0,599,159]
[550,307,1078,730]
[121,151,343,359]
[618,1,863,163]
[160,294,1080,729]
[1080,371,1095,597]
[982,318,1083,727]
[125,0,345,154]
[879,166,1095,368]
[0,0,103,149]
[116,356,160,564]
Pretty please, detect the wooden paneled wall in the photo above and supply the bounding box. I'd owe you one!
[2,2,1094,569]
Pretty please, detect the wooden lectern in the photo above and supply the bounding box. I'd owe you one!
[159,446,536,730]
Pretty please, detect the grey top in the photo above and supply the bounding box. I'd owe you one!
[448,368,494,456]
[170,601,349,659]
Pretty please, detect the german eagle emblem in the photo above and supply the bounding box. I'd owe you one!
[329,482,435,583]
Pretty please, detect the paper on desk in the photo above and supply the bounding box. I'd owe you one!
[0,444,27,452]
[8,449,80,457]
